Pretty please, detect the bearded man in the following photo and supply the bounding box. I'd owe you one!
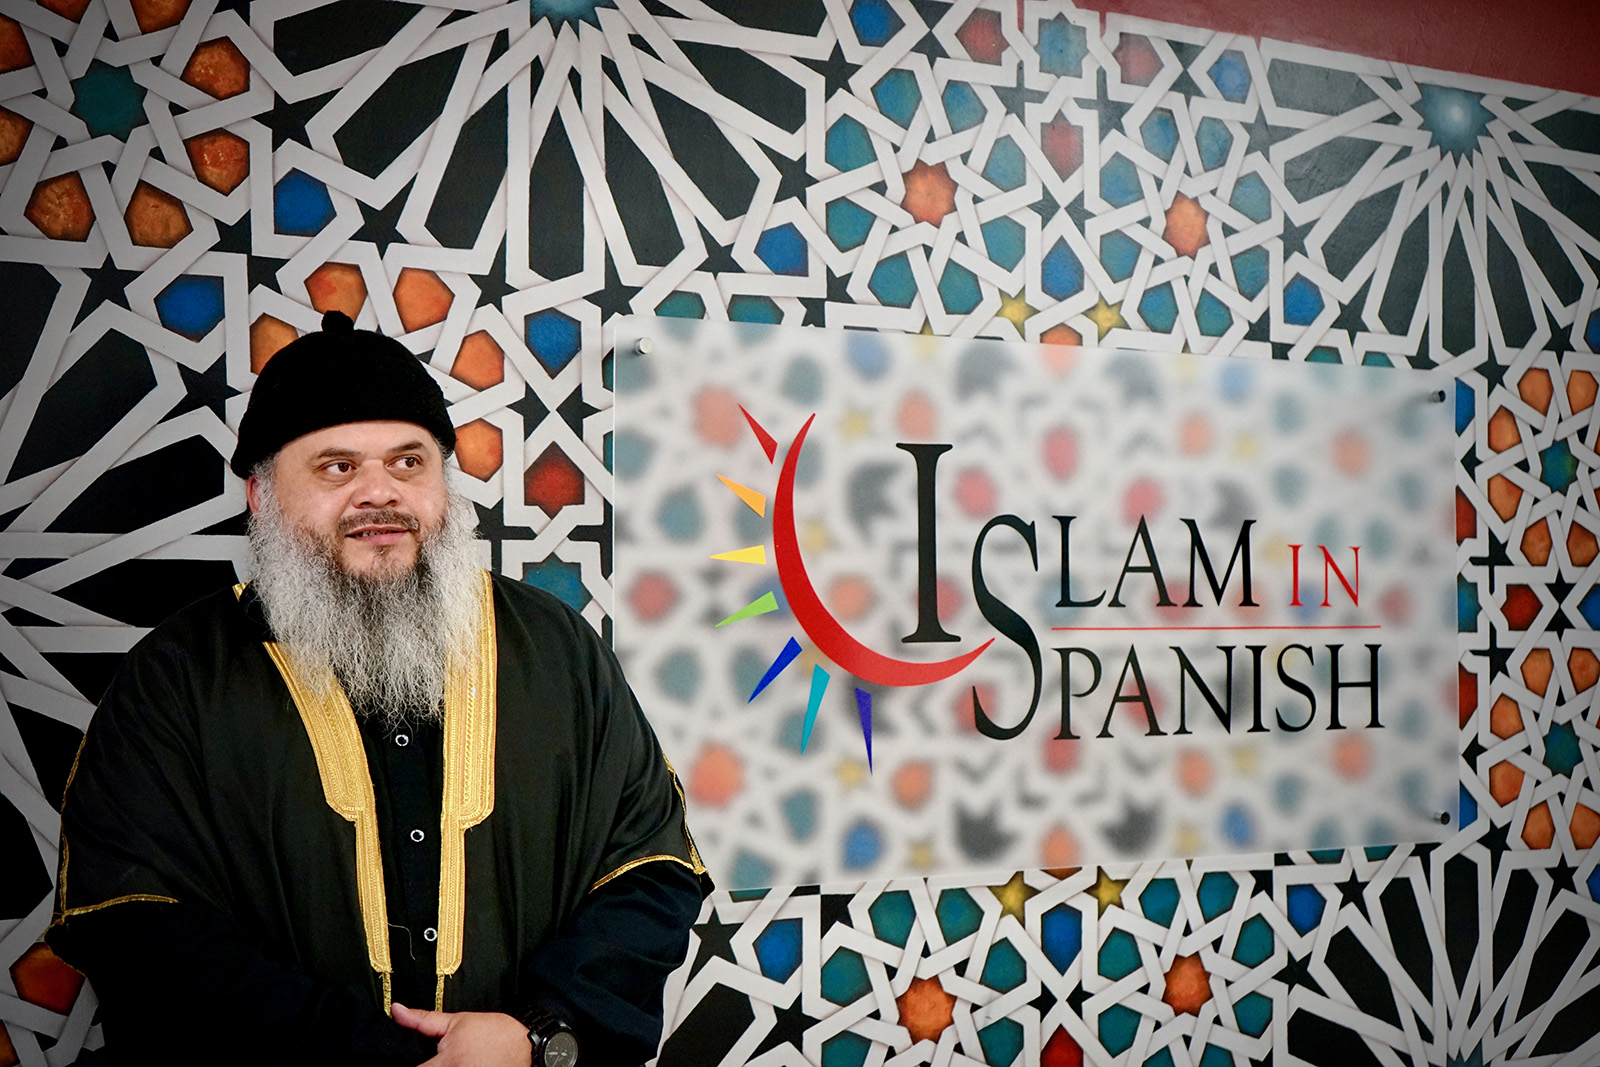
[47,311,708,1066]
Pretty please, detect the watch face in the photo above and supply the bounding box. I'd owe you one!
[542,1031,579,1067]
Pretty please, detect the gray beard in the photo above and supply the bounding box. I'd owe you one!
[246,476,483,730]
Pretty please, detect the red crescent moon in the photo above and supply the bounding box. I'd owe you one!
[772,414,991,688]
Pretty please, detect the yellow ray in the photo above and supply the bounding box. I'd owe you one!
[711,545,767,565]
[716,474,767,517]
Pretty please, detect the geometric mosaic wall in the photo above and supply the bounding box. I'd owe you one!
[0,1,1597,1064]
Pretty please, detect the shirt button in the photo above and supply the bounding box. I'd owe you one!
[410,828,425,843]
[423,927,437,942]
[394,733,410,747]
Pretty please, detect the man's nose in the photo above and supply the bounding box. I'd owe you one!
[350,462,401,507]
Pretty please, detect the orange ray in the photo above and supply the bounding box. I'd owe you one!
[716,474,767,516]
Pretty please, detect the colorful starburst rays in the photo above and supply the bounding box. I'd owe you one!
[712,406,869,764]
[712,407,993,771]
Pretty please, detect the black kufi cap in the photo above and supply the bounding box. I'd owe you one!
[230,310,456,478]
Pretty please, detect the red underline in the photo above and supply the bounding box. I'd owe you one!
[1050,625,1382,632]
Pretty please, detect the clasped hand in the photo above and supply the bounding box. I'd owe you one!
[392,1002,533,1067]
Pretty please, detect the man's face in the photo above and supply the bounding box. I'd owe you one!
[247,420,449,579]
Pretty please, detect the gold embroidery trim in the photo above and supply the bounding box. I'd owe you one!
[434,568,497,1010]
[663,756,708,876]
[248,585,394,1009]
[587,755,710,893]
[60,893,180,918]
[590,854,700,892]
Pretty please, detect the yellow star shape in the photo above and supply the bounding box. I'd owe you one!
[1232,744,1259,776]
[998,289,1035,336]
[801,518,833,554]
[908,838,937,871]
[988,871,1039,922]
[836,757,868,790]
[1086,295,1127,340]
[1174,822,1202,856]
[1089,868,1129,916]
[840,407,871,440]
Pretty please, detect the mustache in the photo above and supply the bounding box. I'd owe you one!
[337,510,421,537]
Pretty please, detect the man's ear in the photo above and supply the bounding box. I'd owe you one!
[246,475,262,514]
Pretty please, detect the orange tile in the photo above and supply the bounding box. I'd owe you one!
[1163,193,1209,258]
[692,387,743,447]
[828,574,874,620]
[25,173,93,240]
[1570,804,1600,849]
[1488,760,1524,805]
[182,38,249,98]
[394,267,453,332]
[897,976,956,1041]
[1041,824,1078,869]
[1041,323,1081,348]
[1521,647,1552,696]
[0,1020,15,1067]
[955,8,1004,63]
[1488,694,1522,739]
[0,15,31,73]
[10,943,83,1014]
[1517,367,1553,414]
[1520,517,1551,566]
[249,315,298,374]
[126,180,192,247]
[895,391,935,438]
[1570,648,1599,693]
[892,760,932,809]
[185,129,249,194]
[1487,474,1521,521]
[686,742,741,807]
[451,330,505,389]
[1487,407,1520,452]
[0,105,30,166]
[1521,800,1554,849]
[902,160,957,225]
[1568,521,1598,566]
[305,262,368,319]
[1567,369,1597,414]
[1162,954,1212,1015]
[453,419,502,480]
[524,443,584,514]
[181,37,246,99]
[1456,488,1475,543]
[1459,665,1475,727]
[131,0,189,33]
[39,0,93,19]
[1176,749,1212,794]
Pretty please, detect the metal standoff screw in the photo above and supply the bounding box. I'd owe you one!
[634,336,654,355]
[1437,811,1452,825]
[1428,389,1447,402]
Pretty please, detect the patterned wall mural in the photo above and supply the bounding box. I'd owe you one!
[0,0,1597,1064]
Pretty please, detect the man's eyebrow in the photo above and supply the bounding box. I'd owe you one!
[309,440,429,462]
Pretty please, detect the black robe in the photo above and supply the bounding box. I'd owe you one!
[47,573,709,1064]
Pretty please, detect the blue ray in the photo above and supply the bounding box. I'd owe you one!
[749,637,802,702]
[855,688,873,771]
[801,666,829,752]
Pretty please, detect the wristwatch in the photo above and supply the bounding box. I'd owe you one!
[521,1008,580,1067]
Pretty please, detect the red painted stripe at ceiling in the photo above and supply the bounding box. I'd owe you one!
[1066,0,1600,99]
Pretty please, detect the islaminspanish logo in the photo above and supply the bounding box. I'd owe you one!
[714,406,1382,772]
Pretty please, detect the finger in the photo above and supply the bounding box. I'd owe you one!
[392,1002,452,1038]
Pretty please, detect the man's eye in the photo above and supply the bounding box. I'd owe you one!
[394,456,420,469]
[326,461,353,474]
